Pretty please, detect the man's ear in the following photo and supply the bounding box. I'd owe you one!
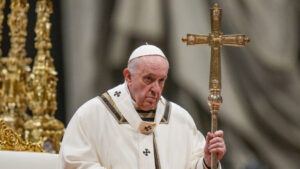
[123,68,132,85]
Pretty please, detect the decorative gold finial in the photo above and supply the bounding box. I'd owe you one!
[0,0,6,102]
[0,0,5,57]
[24,0,64,154]
[213,3,219,8]
[244,37,250,43]
[0,0,31,135]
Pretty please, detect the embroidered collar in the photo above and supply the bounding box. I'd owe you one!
[99,83,171,134]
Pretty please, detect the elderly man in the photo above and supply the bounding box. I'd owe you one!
[59,44,226,169]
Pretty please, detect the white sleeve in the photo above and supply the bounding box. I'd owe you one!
[190,128,222,169]
[58,110,106,169]
[189,127,205,169]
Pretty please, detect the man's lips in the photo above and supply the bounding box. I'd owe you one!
[145,96,158,102]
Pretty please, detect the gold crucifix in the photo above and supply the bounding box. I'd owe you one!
[182,3,250,169]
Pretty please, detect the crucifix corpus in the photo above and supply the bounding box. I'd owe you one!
[182,3,250,169]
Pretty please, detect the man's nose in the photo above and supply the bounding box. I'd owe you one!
[151,81,161,95]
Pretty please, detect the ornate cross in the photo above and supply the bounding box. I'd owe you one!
[114,91,121,97]
[182,3,249,169]
[143,148,151,156]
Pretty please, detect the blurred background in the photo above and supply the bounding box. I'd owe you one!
[2,0,299,168]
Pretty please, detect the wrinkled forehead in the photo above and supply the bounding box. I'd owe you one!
[137,54,168,62]
[135,56,169,75]
[138,55,169,67]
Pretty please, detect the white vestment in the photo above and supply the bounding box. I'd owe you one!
[59,83,220,169]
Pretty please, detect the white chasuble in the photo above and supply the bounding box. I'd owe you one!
[59,83,219,169]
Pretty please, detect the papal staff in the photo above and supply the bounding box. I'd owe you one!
[182,3,250,169]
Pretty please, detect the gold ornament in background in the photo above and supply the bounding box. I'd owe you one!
[0,0,5,57]
[0,118,43,152]
[0,0,31,135]
[0,0,5,101]
[24,0,64,154]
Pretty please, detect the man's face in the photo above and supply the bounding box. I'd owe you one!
[124,55,169,111]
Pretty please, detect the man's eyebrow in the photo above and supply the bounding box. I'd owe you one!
[144,73,155,77]
[143,73,167,79]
